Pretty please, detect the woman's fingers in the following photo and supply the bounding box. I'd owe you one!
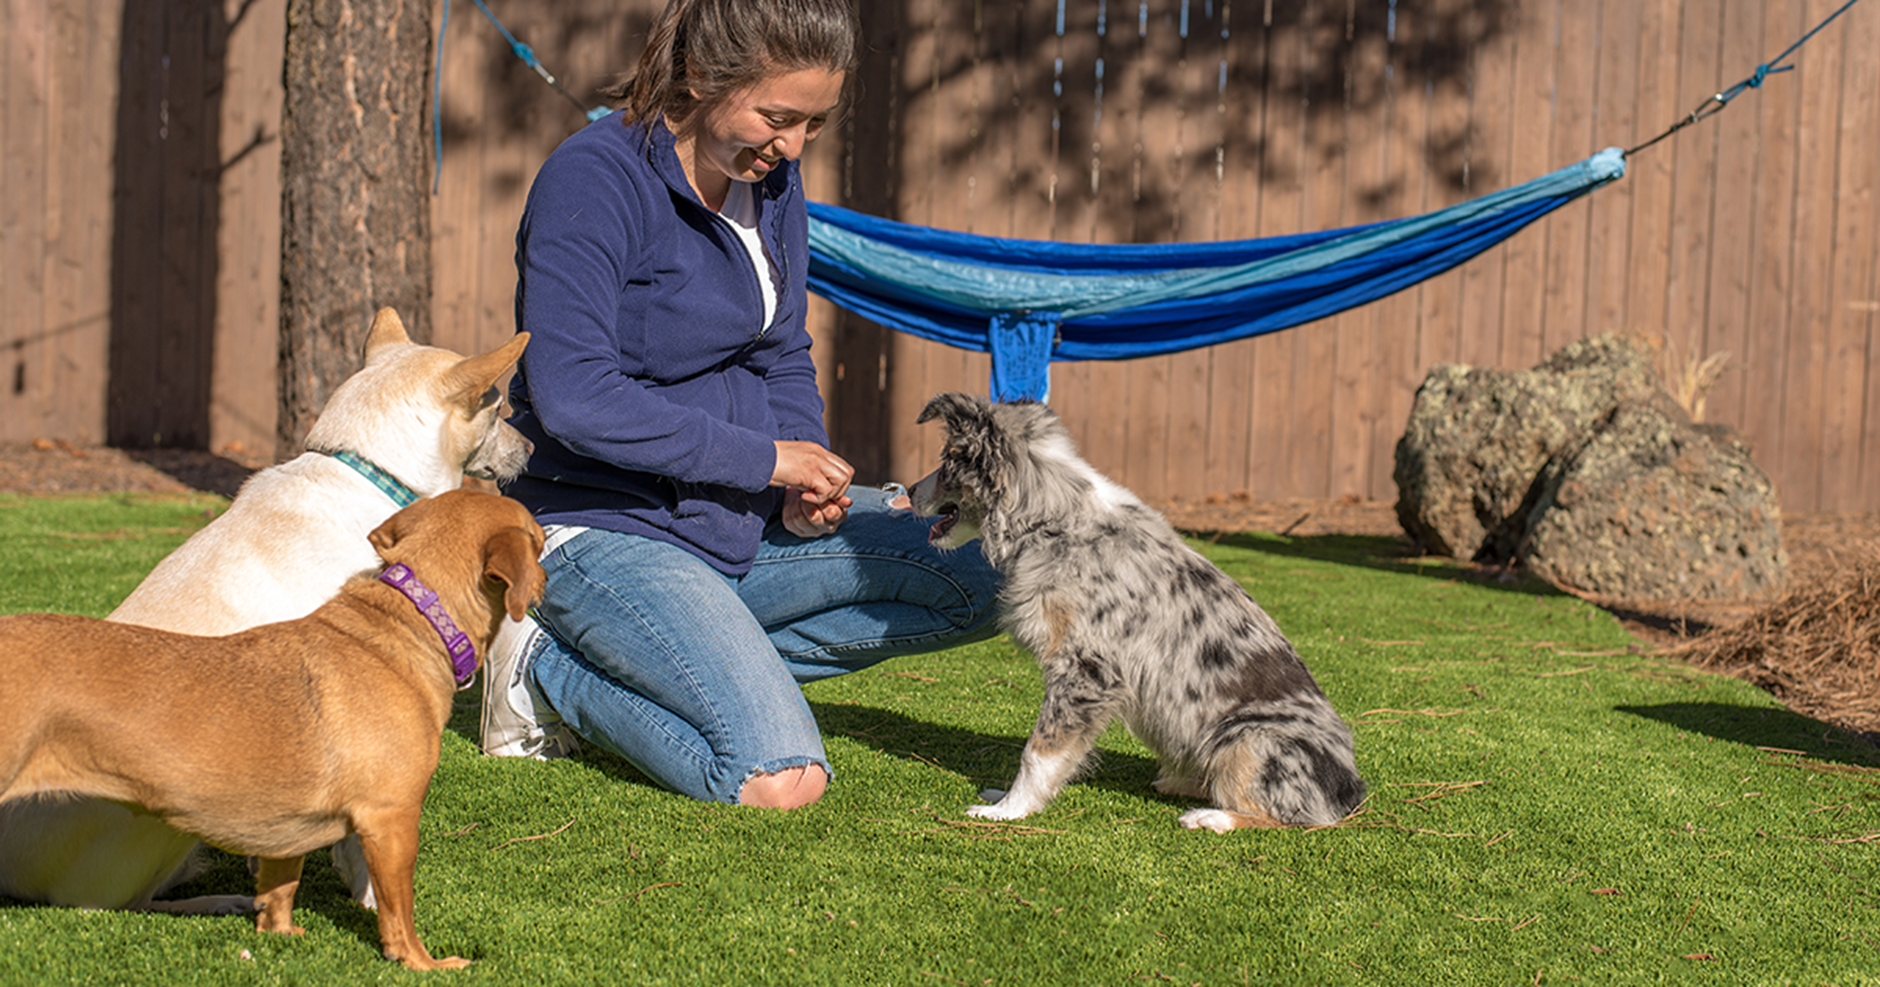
[772,441,854,502]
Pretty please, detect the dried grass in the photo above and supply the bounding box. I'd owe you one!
[1672,549,1880,732]
[1623,327,1734,422]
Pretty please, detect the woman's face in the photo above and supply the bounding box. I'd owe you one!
[678,66,845,206]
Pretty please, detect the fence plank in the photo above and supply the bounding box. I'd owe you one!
[1495,3,1557,370]
[1123,3,1184,495]
[1585,0,1641,342]
[431,1,495,360]
[1693,0,1765,429]
[1245,7,1307,501]
[1820,4,1878,509]
[1067,0,1142,487]
[209,0,285,460]
[4,0,53,440]
[1036,2,1093,462]
[1329,3,1386,500]
[1539,0,1600,356]
[1624,0,1684,354]
[886,0,959,483]
[1662,0,1725,396]
[42,0,113,443]
[107,0,220,449]
[1286,8,1345,498]
[1199,0,1264,499]
[1412,0,1474,374]
[1365,1,1433,501]
[1863,51,1880,504]
[1166,0,1226,500]
[1777,0,1849,510]
[1737,0,1806,465]
[821,0,902,481]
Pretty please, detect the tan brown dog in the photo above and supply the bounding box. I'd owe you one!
[0,307,531,914]
[0,489,545,971]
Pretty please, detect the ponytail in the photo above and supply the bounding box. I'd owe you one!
[601,0,860,132]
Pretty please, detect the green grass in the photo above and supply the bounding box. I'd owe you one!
[1,494,1875,985]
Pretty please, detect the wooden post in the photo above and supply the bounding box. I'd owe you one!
[276,0,433,458]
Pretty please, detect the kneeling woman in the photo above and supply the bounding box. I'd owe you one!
[484,0,1002,808]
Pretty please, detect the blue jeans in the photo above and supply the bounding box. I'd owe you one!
[526,485,1003,803]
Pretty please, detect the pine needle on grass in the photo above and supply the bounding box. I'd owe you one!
[871,814,1067,840]
[10,494,1880,985]
[489,818,576,851]
[1674,549,1880,732]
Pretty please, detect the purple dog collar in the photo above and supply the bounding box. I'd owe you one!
[377,563,478,687]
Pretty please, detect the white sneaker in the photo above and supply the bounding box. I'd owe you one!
[480,613,580,759]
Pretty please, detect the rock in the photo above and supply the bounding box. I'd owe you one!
[1392,334,1658,559]
[1521,392,1787,601]
[1392,332,1787,601]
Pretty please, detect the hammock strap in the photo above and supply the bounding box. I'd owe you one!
[988,311,1063,403]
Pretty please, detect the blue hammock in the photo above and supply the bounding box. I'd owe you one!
[807,148,1626,401]
[443,0,1856,404]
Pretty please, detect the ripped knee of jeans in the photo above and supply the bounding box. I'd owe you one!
[734,758,831,810]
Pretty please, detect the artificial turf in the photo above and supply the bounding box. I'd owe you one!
[0,493,1873,985]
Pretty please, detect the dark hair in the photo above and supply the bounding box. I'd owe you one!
[604,0,861,131]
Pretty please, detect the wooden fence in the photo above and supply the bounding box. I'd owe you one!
[3,0,1877,511]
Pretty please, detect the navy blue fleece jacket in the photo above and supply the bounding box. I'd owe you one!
[503,115,829,575]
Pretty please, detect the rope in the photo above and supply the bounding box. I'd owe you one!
[441,0,1864,175]
[431,0,614,193]
[1625,0,1866,157]
[430,0,451,194]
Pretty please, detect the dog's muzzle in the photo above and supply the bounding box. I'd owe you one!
[926,503,960,544]
[907,471,957,544]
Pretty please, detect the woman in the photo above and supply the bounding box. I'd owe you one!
[485,0,1002,810]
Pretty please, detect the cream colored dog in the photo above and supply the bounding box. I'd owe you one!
[0,308,530,914]
[0,489,546,970]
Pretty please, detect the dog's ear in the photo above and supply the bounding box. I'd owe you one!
[367,501,424,556]
[917,392,1013,499]
[363,307,412,363]
[484,526,546,620]
[916,392,985,428]
[442,332,531,417]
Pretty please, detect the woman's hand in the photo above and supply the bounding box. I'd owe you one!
[773,441,853,537]
[780,487,848,537]
[772,440,852,502]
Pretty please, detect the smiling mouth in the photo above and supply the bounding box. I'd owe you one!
[928,503,959,543]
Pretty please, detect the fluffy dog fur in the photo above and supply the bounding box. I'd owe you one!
[909,393,1366,831]
[0,489,545,970]
[0,308,531,913]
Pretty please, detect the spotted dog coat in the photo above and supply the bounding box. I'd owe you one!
[909,393,1366,831]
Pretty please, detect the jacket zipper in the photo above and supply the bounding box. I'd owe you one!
[766,184,787,343]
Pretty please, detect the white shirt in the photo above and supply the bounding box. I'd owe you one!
[716,180,780,334]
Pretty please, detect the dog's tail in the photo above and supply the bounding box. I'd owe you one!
[1204,695,1367,827]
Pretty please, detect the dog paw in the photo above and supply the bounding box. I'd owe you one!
[202,894,256,916]
[393,953,472,972]
[966,802,1030,821]
[1177,808,1237,833]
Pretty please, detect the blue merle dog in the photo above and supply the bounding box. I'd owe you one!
[909,393,1366,830]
